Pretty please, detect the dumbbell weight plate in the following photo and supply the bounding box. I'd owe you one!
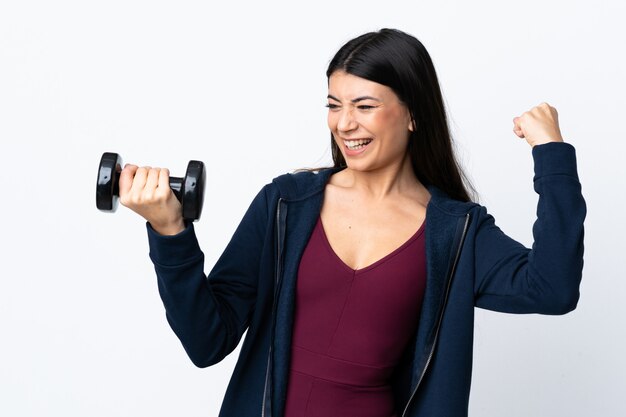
[96,152,123,212]
[181,160,206,221]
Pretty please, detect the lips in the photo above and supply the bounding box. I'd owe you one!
[341,138,373,156]
[343,138,373,150]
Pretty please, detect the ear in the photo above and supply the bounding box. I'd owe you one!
[408,119,415,132]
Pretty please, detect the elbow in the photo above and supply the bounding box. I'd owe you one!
[190,355,211,368]
[167,314,232,368]
[551,269,583,315]
[530,266,583,315]
[174,328,230,368]
[189,354,222,369]
[186,343,228,368]
[551,299,578,315]
[543,288,580,315]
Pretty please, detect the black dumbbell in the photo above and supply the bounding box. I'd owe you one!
[96,152,206,221]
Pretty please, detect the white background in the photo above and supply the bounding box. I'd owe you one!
[1,1,624,416]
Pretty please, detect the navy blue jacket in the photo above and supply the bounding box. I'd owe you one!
[146,141,586,417]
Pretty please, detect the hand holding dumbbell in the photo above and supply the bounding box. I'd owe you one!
[96,152,206,235]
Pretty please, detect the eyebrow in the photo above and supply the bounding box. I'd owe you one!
[327,94,382,103]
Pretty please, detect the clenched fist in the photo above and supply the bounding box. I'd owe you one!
[118,165,185,236]
[512,102,564,147]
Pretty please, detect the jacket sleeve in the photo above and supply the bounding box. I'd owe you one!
[146,184,271,367]
[473,141,587,315]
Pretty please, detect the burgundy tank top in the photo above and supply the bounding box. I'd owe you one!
[284,216,427,417]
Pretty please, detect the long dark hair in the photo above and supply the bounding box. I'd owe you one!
[302,28,477,203]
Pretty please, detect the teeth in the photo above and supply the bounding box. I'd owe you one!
[344,139,372,150]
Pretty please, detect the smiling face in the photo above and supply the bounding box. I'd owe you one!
[327,70,414,172]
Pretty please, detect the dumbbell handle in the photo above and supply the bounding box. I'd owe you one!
[168,177,184,202]
[111,174,185,202]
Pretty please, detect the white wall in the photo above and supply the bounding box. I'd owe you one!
[1,1,623,416]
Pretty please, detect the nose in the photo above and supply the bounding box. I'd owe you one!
[337,107,358,133]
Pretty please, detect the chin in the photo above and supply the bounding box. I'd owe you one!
[343,160,377,172]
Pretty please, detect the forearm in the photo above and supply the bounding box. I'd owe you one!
[147,222,231,367]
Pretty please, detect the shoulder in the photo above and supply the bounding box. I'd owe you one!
[426,184,483,217]
[269,167,340,200]
[238,168,331,215]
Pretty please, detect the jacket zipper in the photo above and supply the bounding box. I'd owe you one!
[262,197,284,417]
[400,213,470,417]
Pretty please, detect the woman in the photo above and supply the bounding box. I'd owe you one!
[119,28,586,417]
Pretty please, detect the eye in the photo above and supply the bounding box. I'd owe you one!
[357,105,376,110]
[325,103,340,110]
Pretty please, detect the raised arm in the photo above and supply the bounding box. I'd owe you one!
[473,104,587,314]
